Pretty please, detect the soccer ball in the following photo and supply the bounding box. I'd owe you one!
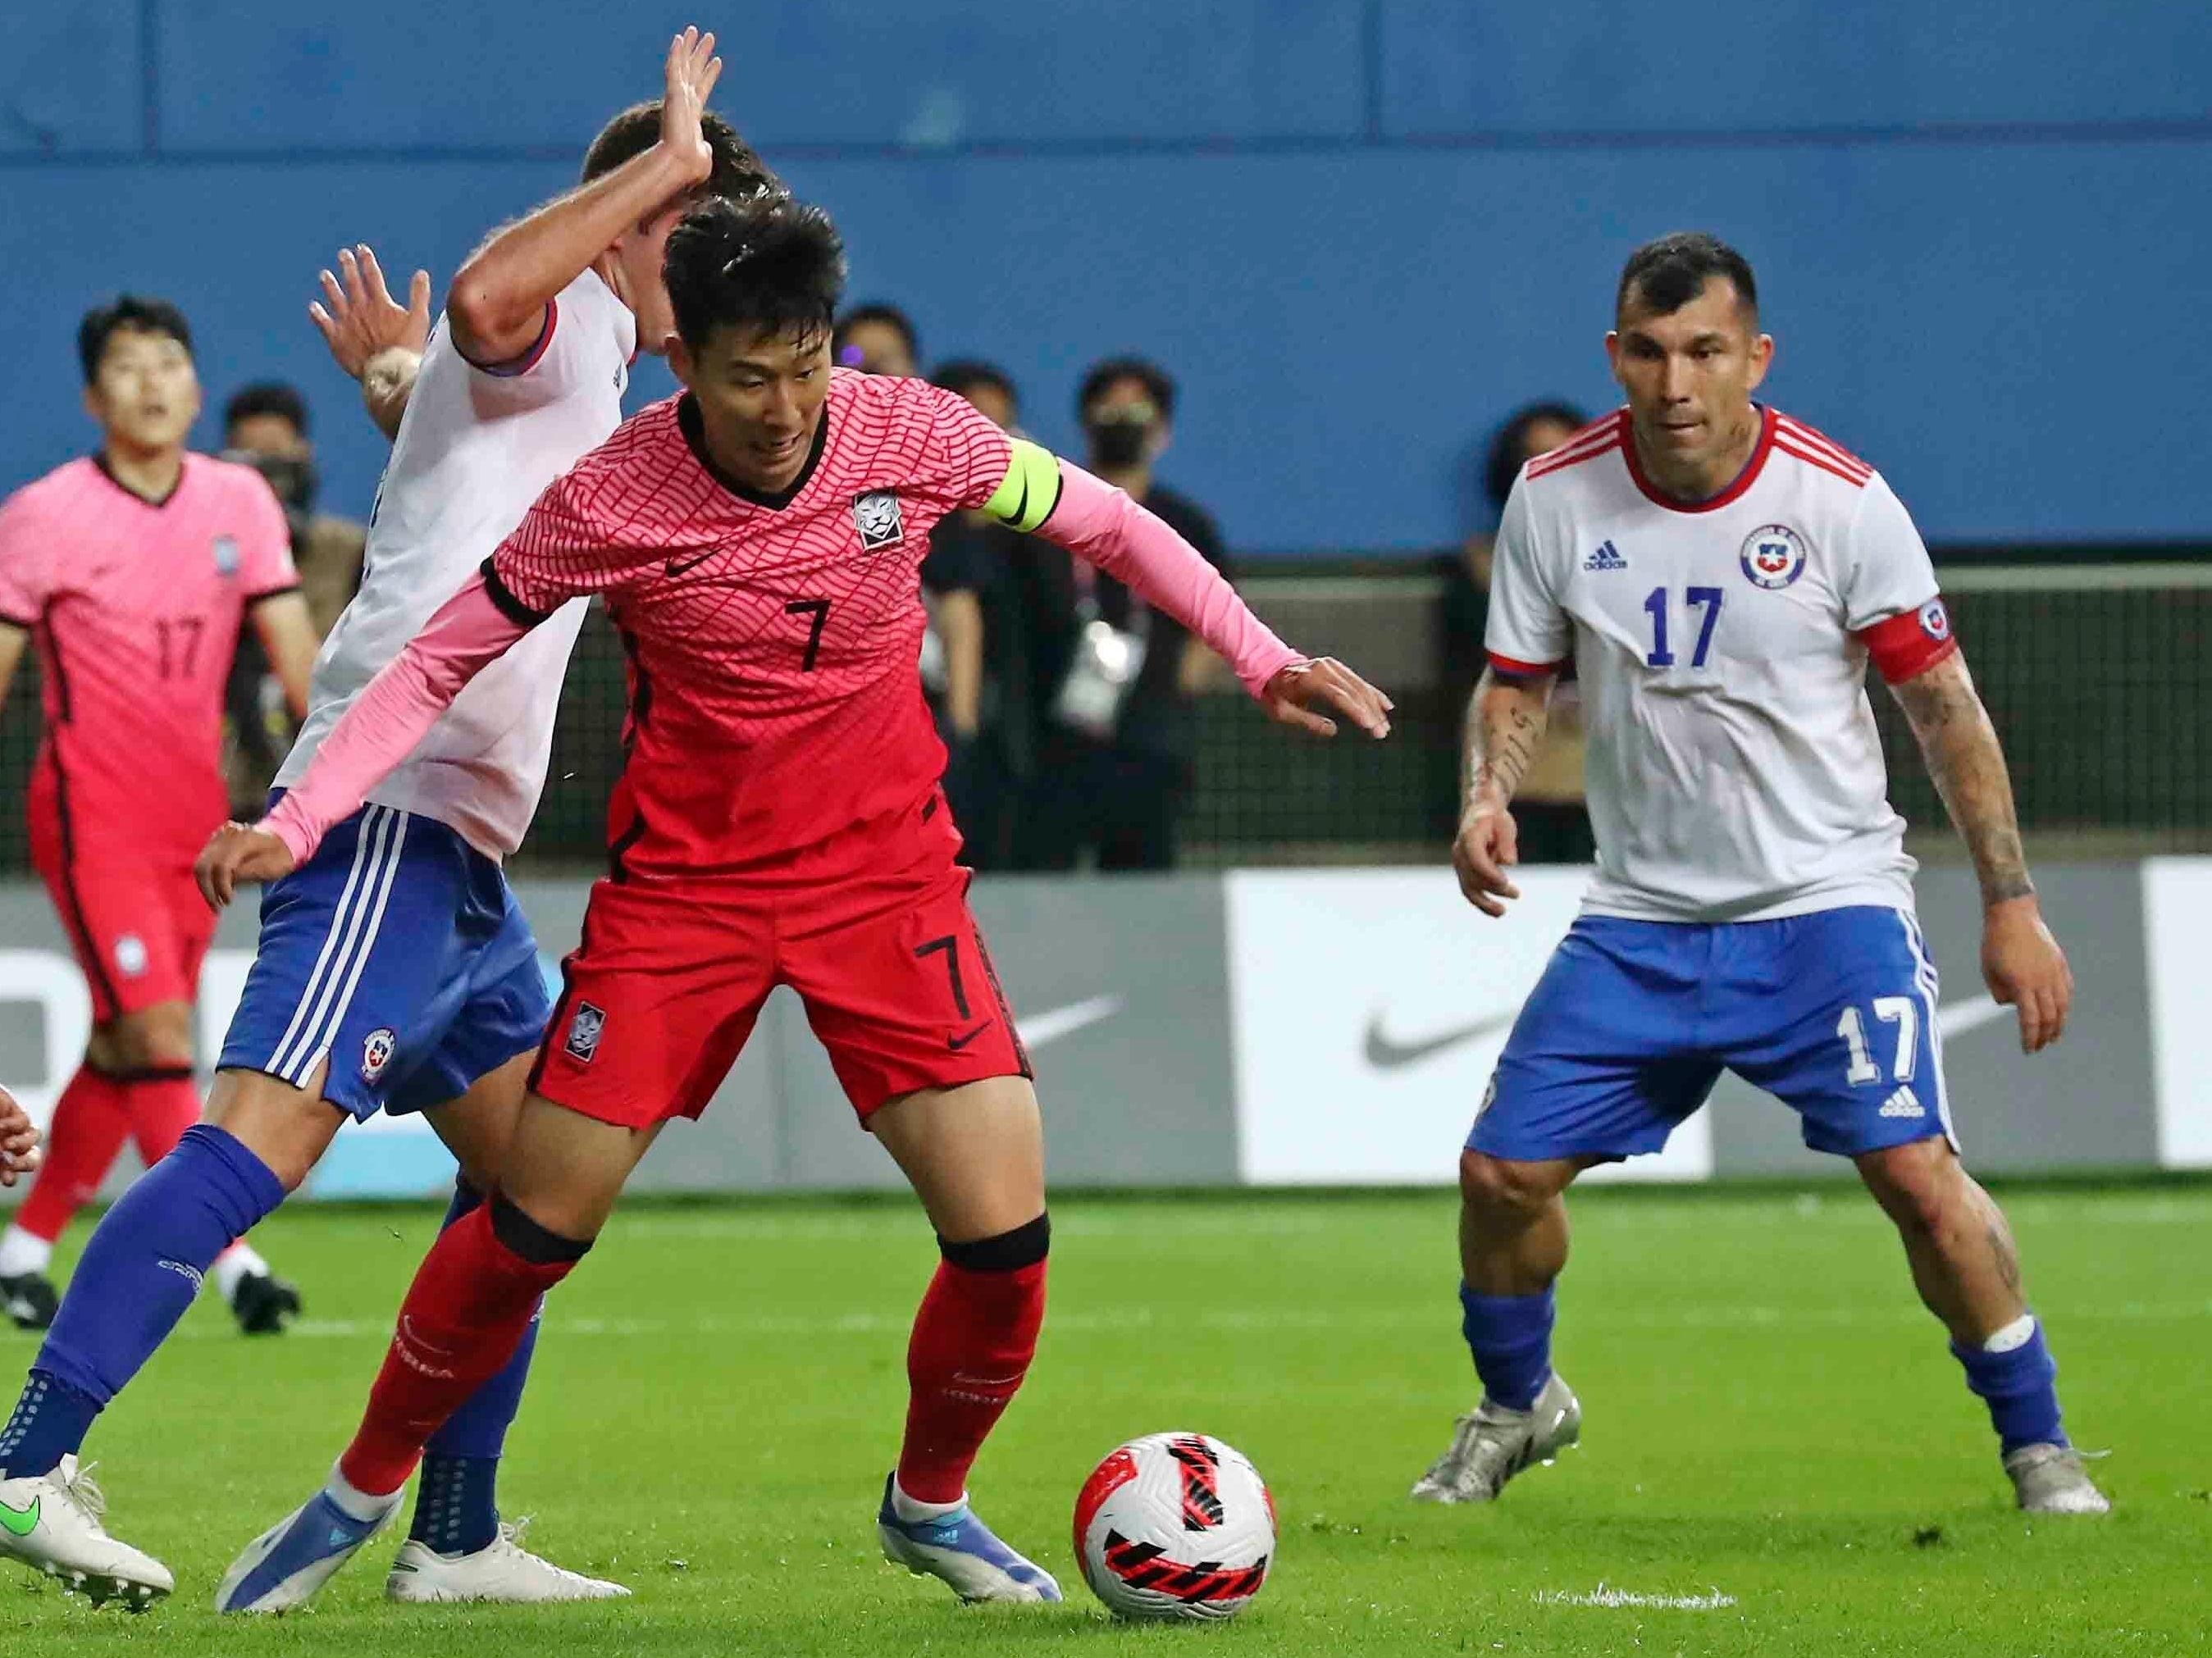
[1072,1433,1275,1621]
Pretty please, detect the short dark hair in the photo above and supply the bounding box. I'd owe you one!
[77,295,193,384]
[832,303,919,367]
[664,194,847,354]
[1616,232,1758,324]
[224,381,310,440]
[1485,400,1589,512]
[582,102,780,204]
[932,358,1017,412]
[1078,356,1175,423]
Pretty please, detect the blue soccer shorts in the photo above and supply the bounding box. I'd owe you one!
[218,798,551,1120]
[1466,904,1957,1164]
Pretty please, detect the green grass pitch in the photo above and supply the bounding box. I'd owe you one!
[2,1182,2207,1656]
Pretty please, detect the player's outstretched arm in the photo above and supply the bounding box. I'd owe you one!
[1017,453,1391,741]
[1888,649,2072,1053]
[311,244,431,441]
[0,1082,43,1187]
[196,573,531,909]
[447,27,723,365]
[1454,667,1556,918]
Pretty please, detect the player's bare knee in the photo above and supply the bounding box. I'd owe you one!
[1858,1137,1965,1241]
[206,1066,344,1191]
[99,1003,196,1073]
[1459,1150,1562,1223]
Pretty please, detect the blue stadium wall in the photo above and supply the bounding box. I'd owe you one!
[2,2,2208,555]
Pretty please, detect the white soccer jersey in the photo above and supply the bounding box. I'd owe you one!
[1486,406,1956,922]
[277,271,635,859]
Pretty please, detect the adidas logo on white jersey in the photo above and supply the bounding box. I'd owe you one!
[1584,540,1626,572]
[1878,1085,1925,1119]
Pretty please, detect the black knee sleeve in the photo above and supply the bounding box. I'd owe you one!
[938,1212,1049,1272]
[489,1192,594,1265]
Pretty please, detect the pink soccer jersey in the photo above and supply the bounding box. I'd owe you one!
[485,370,1015,877]
[0,454,299,861]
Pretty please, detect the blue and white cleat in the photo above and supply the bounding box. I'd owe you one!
[216,1482,403,1614]
[876,1474,1061,1604]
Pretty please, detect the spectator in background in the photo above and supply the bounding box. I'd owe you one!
[1443,400,1595,863]
[832,302,919,376]
[220,383,368,811]
[1021,357,1233,872]
[921,360,1037,868]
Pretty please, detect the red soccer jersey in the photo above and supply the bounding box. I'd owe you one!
[489,371,1015,877]
[0,454,299,861]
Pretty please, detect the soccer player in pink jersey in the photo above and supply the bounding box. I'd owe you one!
[194,192,1391,1611]
[0,298,320,1336]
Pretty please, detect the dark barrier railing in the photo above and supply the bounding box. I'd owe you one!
[2,557,2205,874]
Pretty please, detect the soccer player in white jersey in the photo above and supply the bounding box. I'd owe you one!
[0,31,779,1610]
[1409,233,2106,1518]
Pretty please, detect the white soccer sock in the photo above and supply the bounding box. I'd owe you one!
[1982,1312,2037,1354]
[324,1461,404,1523]
[0,1223,53,1279]
[891,1478,968,1524]
[209,1241,270,1305]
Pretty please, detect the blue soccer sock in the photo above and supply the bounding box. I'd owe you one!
[0,1124,285,1478]
[1458,1283,1556,1411]
[408,1177,543,1556]
[1950,1314,2066,1455]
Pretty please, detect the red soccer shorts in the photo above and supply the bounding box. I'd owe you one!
[29,807,215,1024]
[531,796,1032,1126]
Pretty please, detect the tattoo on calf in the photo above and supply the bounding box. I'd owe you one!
[1986,1217,2023,1295]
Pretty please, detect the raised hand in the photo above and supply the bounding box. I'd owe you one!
[195,822,299,911]
[311,245,431,380]
[0,1082,43,1188]
[1982,896,2073,1053]
[1261,658,1393,740]
[660,26,724,184]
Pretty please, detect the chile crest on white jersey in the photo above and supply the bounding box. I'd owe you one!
[1485,407,1944,923]
[277,271,636,859]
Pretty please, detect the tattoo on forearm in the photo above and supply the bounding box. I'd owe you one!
[1462,671,1550,807]
[1892,658,2033,904]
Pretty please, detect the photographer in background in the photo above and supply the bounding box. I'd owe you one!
[219,384,367,810]
[1022,357,1233,872]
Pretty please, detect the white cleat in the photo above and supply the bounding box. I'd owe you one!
[2004,1443,2111,1515]
[217,1483,403,1613]
[0,1456,173,1609]
[1410,1372,1582,1504]
[385,1519,631,1603]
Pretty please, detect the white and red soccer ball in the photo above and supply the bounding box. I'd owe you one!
[1073,1433,1275,1621]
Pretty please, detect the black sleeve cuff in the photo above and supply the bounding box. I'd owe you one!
[481,558,552,626]
[246,582,302,605]
[0,610,34,631]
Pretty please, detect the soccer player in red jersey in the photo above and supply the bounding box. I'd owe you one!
[196,192,1391,1610]
[0,298,321,1335]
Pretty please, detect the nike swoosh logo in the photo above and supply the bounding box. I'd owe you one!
[0,1496,37,1537]
[664,550,714,578]
[1015,995,1124,1049]
[1363,1010,1517,1070]
[1362,992,2007,1076]
[948,1023,992,1052]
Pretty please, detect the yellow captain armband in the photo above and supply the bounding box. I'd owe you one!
[980,437,1063,533]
